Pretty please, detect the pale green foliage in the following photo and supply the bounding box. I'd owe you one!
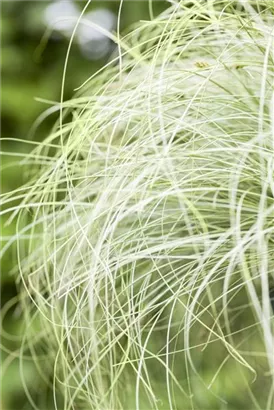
[1,1,274,409]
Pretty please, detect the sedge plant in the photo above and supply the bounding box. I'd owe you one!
[1,0,274,409]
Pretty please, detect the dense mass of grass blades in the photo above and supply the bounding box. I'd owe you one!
[1,0,274,409]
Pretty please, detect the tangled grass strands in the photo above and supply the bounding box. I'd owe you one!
[1,0,274,409]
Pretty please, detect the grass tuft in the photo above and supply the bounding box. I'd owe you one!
[1,1,274,409]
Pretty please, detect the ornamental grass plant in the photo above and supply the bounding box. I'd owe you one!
[1,1,274,409]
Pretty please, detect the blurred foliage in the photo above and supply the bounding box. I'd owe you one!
[1,2,167,409]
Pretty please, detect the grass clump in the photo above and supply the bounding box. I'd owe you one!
[1,1,274,409]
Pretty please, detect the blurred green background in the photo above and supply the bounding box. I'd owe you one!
[1,2,167,409]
